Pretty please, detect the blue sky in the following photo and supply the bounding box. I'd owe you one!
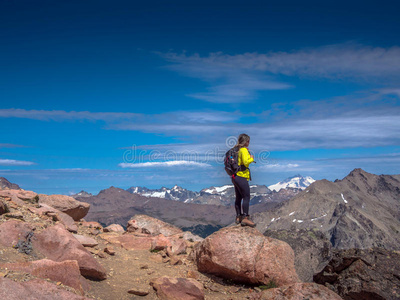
[1,0,400,194]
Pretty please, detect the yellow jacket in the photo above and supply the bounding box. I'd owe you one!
[236,147,254,180]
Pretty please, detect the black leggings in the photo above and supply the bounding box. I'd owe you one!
[232,175,250,216]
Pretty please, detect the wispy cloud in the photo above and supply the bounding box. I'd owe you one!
[161,43,400,103]
[118,160,211,168]
[0,143,26,148]
[0,159,35,166]
[0,109,141,122]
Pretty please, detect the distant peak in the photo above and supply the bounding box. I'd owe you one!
[348,168,370,177]
[268,175,315,192]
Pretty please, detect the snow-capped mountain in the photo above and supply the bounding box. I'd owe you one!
[126,179,309,206]
[127,185,199,202]
[268,175,315,192]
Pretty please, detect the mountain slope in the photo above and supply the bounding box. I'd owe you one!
[0,177,20,190]
[254,169,400,250]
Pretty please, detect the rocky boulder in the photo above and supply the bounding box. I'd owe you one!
[31,203,78,233]
[0,189,38,206]
[258,282,343,300]
[195,226,300,286]
[103,224,125,233]
[314,248,400,300]
[0,219,34,247]
[127,214,182,236]
[0,259,86,295]
[264,228,332,282]
[0,277,93,300]
[73,234,99,247]
[150,276,204,300]
[32,224,107,280]
[39,194,90,221]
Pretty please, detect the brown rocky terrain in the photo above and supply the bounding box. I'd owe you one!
[314,248,400,300]
[254,168,400,250]
[0,186,343,299]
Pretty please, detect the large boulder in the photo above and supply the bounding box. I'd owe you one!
[259,282,343,300]
[0,259,86,295]
[0,219,34,247]
[195,226,300,286]
[127,214,182,236]
[39,194,90,221]
[0,277,93,300]
[314,248,400,300]
[150,276,204,300]
[264,228,332,282]
[32,224,107,280]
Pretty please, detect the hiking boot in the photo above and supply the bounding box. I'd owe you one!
[241,215,256,227]
[235,214,244,224]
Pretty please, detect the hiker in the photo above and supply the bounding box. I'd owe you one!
[231,133,255,227]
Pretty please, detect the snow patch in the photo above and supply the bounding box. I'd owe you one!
[341,193,348,204]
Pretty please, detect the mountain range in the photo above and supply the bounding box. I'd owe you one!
[125,175,315,206]
[254,168,400,250]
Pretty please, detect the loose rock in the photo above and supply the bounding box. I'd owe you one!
[151,276,205,300]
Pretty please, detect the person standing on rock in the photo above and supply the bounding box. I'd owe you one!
[231,133,256,227]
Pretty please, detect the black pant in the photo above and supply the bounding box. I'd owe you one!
[232,175,250,216]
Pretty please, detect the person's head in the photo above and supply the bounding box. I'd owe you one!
[235,133,250,148]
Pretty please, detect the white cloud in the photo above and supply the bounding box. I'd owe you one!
[255,163,300,171]
[161,44,400,103]
[0,159,35,166]
[118,160,212,168]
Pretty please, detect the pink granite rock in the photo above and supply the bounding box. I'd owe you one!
[32,224,106,280]
[0,219,33,247]
[0,277,94,300]
[195,226,300,286]
[73,234,98,247]
[127,215,182,236]
[39,194,90,221]
[34,203,78,233]
[151,276,204,300]
[0,259,85,295]
[103,224,125,233]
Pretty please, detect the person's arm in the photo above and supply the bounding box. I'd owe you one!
[240,148,254,167]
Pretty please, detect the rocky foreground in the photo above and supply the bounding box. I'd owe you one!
[0,186,399,299]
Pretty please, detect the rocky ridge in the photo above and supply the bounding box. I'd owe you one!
[254,168,400,250]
